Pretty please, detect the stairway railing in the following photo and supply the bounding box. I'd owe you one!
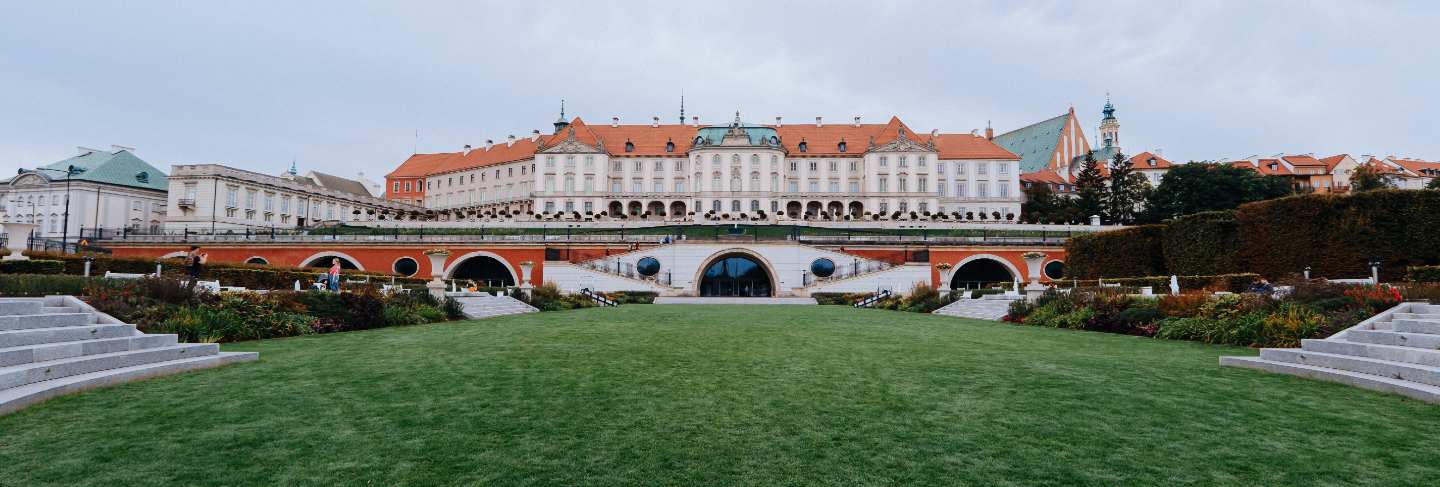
[578,288,618,307]
[853,289,892,308]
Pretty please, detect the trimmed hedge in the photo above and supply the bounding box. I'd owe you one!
[1163,211,1243,276]
[1410,265,1440,283]
[19,251,425,290]
[1057,273,1261,293]
[1063,224,1166,279]
[1237,190,1440,280]
[0,274,107,296]
[0,259,65,275]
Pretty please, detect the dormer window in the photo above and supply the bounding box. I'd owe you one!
[798,139,808,153]
[693,136,704,145]
[665,140,675,153]
[769,136,780,145]
[1147,158,1156,167]
[135,171,149,183]
[624,140,635,153]
[837,140,847,152]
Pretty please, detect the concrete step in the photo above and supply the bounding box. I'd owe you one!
[0,324,137,349]
[0,344,219,391]
[0,313,94,332]
[1346,329,1440,349]
[0,300,43,316]
[932,299,1013,321]
[0,334,177,368]
[1393,313,1440,321]
[0,351,258,416]
[1303,339,1440,368]
[1259,348,1440,387]
[1394,319,1440,335]
[1220,356,1440,404]
[41,306,80,314]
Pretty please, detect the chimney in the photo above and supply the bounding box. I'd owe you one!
[110,144,135,153]
[985,123,994,141]
[853,116,861,127]
[652,116,659,128]
[77,146,104,155]
[506,134,516,147]
[531,129,541,141]
[775,116,782,127]
[611,117,619,128]
[462,144,472,155]
[930,129,938,139]
[815,116,823,128]
[691,116,699,127]
[484,139,493,150]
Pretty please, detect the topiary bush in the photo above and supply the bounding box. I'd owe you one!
[0,259,65,275]
[1162,211,1243,275]
[1063,224,1166,278]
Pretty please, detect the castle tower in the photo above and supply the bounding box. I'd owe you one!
[1098,95,1119,149]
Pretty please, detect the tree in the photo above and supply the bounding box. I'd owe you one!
[1104,151,1148,224]
[1140,163,1293,222]
[1351,164,1395,192]
[1428,177,1440,190]
[1020,183,1080,223]
[1073,151,1107,222]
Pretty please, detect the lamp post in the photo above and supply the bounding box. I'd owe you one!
[33,165,77,250]
[1369,261,1382,285]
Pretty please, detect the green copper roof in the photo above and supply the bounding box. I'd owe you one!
[992,113,1069,173]
[695,124,781,146]
[36,149,168,192]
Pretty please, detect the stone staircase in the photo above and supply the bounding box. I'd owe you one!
[931,294,1021,321]
[0,296,257,416]
[1221,302,1440,404]
[448,293,540,319]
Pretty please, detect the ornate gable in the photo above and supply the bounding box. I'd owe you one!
[867,127,936,153]
[538,125,603,154]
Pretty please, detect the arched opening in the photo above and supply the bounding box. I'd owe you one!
[826,201,843,218]
[244,257,269,266]
[804,201,822,217]
[785,201,802,217]
[304,255,359,270]
[699,253,773,297]
[646,201,665,217]
[448,255,516,287]
[608,201,624,216]
[393,257,420,277]
[627,201,642,216]
[669,201,686,220]
[950,257,1016,290]
[847,201,863,218]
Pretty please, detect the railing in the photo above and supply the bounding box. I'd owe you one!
[802,260,894,286]
[853,289,892,308]
[580,260,673,286]
[578,288,618,307]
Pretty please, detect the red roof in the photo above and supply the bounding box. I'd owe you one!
[927,133,1019,160]
[1388,158,1440,176]
[1129,151,1172,169]
[1021,168,1067,185]
[1281,155,1326,167]
[1319,154,1350,172]
[1236,159,1293,176]
[774,123,889,157]
[386,152,462,178]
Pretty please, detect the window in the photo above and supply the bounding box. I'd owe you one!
[938,183,947,196]
[977,183,989,198]
[919,202,928,213]
[771,174,779,190]
[633,160,643,171]
[899,201,908,213]
[674,159,685,171]
[611,180,622,192]
[771,201,779,212]
[612,160,622,171]
[674,181,686,192]
[998,162,1009,174]
[977,162,989,175]
[798,141,808,152]
[131,200,143,211]
[711,176,721,191]
[879,156,888,167]
[828,180,840,192]
[392,182,400,193]
[849,160,859,171]
[937,162,945,174]
[849,181,860,192]
[828,160,837,172]
[956,162,967,175]
[281,196,291,214]
[712,154,721,165]
[624,141,635,152]
[808,180,819,192]
[245,189,256,209]
[956,183,967,198]
[584,201,594,213]
[632,180,643,193]
[750,172,760,190]
[808,161,818,171]
[584,176,594,193]
[666,141,675,152]
[750,200,760,211]
[879,202,888,213]
[899,178,908,192]
[999,184,1010,197]
[838,141,847,152]
[585,156,594,169]
[564,175,575,192]
[787,180,799,192]
[544,201,555,213]
[653,181,664,192]
[899,156,908,167]
[546,156,556,168]
[263,192,274,211]
[917,176,928,193]
[544,176,556,193]
[879,179,889,192]
[404,181,412,192]
[731,200,741,212]
[789,161,798,171]
[918,156,927,168]
[565,155,575,168]
[564,201,575,212]
[751,154,760,166]
[711,200,721,212]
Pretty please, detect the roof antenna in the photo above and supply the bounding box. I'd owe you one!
[678,90,685,125]
[412,129,419,155]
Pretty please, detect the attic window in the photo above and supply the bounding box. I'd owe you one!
[798,140,808,153]
[135,171,149,183]
[625,141,635,153]
[838,140,847,152]
[693,136,704,145]
[1147,158,1156,166]
[665,140,675,153]
[769,136,779,145]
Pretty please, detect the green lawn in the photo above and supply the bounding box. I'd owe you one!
[2,305,1437,486]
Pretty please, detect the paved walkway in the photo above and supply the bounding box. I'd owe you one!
[654,297,818,305]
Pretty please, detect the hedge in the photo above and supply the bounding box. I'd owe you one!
[1063,224,1166,279]
[0,274,107,296]
[1163,211,1243,276]
[1410,266,1440,283]
[1237,190,1440,280]
[1056,273,1261,293]
[0,259,65,275]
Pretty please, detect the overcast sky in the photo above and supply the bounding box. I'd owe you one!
[3,1,1437,180]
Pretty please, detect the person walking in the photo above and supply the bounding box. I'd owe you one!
[328,257,342,292]
[185,245,207,291]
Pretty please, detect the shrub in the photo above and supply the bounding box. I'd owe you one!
[0,259,65,275]
[523,282,595,311]
[970,288,1006,299]
[1155,312,1266,346]
[0,274,103,297]
[139,295,317,343]
[1400,283,1440,304]
[441,296,467,320]
[1342,284,1404,314]
[1162,211,1244,275]
[1158,293,1209,317]
[1408,265,1440,283]
[1237,190,1440,280]
[606,291,658,304]
[1005,299,1034,322]
[811,293,850,305]
[1063,224,1166,278]
[1260,303,1327,348]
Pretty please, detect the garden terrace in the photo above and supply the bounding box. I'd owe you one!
[2,305,1439,485]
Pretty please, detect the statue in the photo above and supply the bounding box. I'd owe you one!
[1169,275,1180,296]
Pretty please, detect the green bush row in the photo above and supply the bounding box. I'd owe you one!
[0,259,65,275]
[1409,265,1440,283]
[0,274,110,296]
[19,251,426,290]
[1065,190,1440,279]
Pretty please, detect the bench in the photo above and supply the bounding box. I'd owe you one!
[103,272,149,280]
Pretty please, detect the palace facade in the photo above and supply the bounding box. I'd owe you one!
[386,113,1026,221]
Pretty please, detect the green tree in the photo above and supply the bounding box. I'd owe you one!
[1428,177,1440,190]
[1021,183,1081,223]
[1140,163,1293,222]
[1073,151,1107,222]
[1350,164,1396,192]
[1104,151,1148,224]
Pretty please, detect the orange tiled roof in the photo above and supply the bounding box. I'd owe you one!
[1388,158,1440,176]
[1021,168,1067,185]
[386,152,462,178]
[1129,151,1172,169]
[1281,155,1326,167]
[586,122,696,158]
[774,123,889,156]
[1243,159,1293,176]
[928,133,1019,160]
[1319,154,1349,172]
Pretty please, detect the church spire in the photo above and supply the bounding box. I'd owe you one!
[553,99,569,132]
[678,91,685,125]
[287,159,297,176]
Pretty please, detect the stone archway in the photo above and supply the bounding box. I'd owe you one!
[627,201,643,216]
[805,201,823,217]
[848,201,863,218]
[444,251,518,287]
[646,201,665,217]
[948,254,1021,290]
[785,201,802,218]
[692,249,781,297]
[669,201,686,220]
[299,251,365,271]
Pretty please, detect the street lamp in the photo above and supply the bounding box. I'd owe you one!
[31,165,77,249]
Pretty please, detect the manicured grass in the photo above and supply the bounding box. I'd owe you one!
[2,305,1438,485]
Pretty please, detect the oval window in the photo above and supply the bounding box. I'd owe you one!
[810,258,836,278]
[1043,261,1065,280]
[393,257,420,276]
[636,257,661,277]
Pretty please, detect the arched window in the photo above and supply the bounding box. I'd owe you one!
[798,141,808,152]
[750,200,761,211]
[665,140,675,152]
[750,154,759,166]
[711,200,721,212]
[731,200,741,212]
[731,154,741,164]
[624,141,635,152]
[712,154,721,165]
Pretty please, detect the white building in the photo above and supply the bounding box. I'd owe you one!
[386,113,1025,222]
[1,146,167,242]
[164,164,418,231]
